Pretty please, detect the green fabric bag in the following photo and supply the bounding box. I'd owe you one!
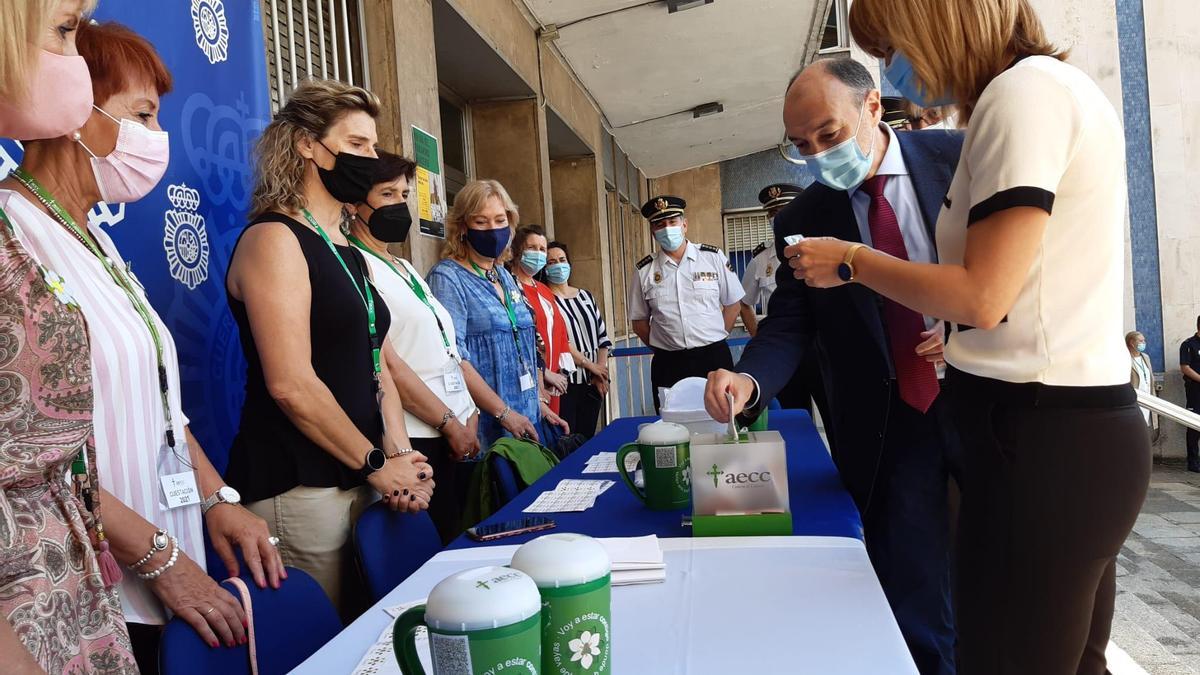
[463,437,559,528]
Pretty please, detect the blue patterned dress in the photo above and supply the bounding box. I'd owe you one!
[426,259,540,452]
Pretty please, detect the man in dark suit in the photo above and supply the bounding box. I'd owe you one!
[706,59,964,675]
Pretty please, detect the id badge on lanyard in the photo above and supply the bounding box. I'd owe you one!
[157,438,199,510]
[443,355,466,393]
[519,360,536,391]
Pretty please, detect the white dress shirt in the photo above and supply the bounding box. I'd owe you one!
[627,241,744,351]
[848,123,938,333]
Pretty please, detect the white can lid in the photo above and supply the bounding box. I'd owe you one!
[511,533,611,588]
[637,421,690,446]
[424,566,542,632]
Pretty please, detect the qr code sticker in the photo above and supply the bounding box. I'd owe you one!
[430,632,472,674]
[654,446,678,469]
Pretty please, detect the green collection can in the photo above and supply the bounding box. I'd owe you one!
[511,534,612,674]
[393,565,543,674]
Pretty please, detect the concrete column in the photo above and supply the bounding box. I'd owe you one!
[363,0,444,273]
[650,164,725,249]
[550,156,607,305]
[471,99,553,230]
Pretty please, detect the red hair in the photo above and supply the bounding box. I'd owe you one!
[76,21,173,105]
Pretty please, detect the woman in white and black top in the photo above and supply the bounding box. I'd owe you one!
[786,1,1152,672]
[544,241,612,438]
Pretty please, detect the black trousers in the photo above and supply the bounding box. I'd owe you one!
[1186,388,1199,469]
[413,436,479,544]
[649,341,734,413]
[559,382,604,439]
[948,369,1151,675]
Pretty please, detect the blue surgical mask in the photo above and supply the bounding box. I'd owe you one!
[800,98,876,192]
[654,225,685,252]
[1137,342,1147,353]
[884,51,955,108]
[545,262,571,284]
[520,250,547,275]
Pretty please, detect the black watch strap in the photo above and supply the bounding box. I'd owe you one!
[359,447,387,479]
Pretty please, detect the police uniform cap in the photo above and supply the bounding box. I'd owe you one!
[881,96,911,130]
[641,195,686,223]
[757,183,803,210]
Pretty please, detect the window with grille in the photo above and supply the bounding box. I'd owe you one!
[723,210,772,280]
[260,0,369,112]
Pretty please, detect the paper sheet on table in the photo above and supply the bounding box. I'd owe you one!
[353,599,430,675]
[582,452,641,474]
[597,535,667,586]
[522,479,615,513]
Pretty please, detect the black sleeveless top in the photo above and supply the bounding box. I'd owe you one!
[224,212,392,502]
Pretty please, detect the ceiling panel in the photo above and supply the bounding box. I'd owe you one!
[524,0,825,176]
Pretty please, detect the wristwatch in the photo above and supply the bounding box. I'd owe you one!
[359,447,387,479]
[837,244,868,282]
[201,485,242,514]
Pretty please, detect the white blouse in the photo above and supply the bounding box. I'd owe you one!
[0,190,203,625]
[363,253,477,438]
[937,56,1129,386]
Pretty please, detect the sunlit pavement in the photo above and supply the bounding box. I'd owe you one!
[1111,460,1200,674]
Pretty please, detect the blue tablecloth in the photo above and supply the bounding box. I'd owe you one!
[449,410,862,549]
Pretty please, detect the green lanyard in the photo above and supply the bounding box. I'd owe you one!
[302,210,381,383]
[12,168,177,448]
[470,260,526,370]
[348,236,456,360]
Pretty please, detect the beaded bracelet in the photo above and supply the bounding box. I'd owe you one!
[129,529,169,570]
[136,536,180,581]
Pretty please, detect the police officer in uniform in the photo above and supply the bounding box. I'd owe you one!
[739,183,804,336]
[629,195,744,412]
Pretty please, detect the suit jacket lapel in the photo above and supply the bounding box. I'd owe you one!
[897,132,956,243]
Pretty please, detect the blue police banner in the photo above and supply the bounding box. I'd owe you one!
[0,0,272,472]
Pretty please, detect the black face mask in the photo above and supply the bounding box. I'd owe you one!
[314,139,378,203]
[358,201,413,243]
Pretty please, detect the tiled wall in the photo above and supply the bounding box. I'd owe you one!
[1117,0,1168,370]
[719,148,813,212]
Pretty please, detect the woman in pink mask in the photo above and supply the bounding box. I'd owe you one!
[0,16,278,672]
[0,4,140,673]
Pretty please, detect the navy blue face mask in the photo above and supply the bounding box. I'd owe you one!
[465,227,511,259]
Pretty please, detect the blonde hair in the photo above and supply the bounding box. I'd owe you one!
[848,0,1064,123]
[1125,331,1145,350]
[441,179,520,263]
[1,0,96,101]
[249,79,380,218]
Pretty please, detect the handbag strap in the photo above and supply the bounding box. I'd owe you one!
[224,577,259,675]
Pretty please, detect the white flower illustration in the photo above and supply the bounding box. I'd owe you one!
[42,268,78,309]
[569,630,602,670]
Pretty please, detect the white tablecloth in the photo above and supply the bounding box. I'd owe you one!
[294,536,916,674]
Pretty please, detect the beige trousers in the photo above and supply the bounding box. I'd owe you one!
[245,484,376,616]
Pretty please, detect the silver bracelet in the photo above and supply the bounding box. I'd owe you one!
[129,529,169,570]
[496,406,512,423]
[137,536,180,581]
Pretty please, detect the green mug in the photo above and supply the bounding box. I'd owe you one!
[616,422,691,510]
[511,534,612,675]
[394,566,543,674]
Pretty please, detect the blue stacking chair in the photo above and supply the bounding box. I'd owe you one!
[768,398,782,411]
[353,505,443,602]
[489,450,522,508]
[159,567,341,675]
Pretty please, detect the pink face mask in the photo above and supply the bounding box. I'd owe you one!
[0,49,94,141]
[74,106,170,204]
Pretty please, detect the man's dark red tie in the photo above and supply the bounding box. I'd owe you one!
[861,175,940,413]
